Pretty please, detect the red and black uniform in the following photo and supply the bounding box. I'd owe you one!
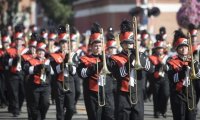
[109,50,155,120]
[22,51,37,120]
[149,54,170,117]
[0,49,8,107]
[192,44,200,106]
[50,50,76,120]
[71,48,85,113]
[167,55,200,120]
[77,54,115,120]
[3,46,28,116]
[23,57,51,120]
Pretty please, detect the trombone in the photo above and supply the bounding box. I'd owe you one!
[97,28,110,106]
[186,32,198,110]
[128,16,143,105]
[62,24,72,92]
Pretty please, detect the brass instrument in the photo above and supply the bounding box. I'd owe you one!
[16,45,22,71]
[97,28,110,106]
[186,32,197,110]
[147,40,153,56]
[158,55,165,78]
[0,31,2,49]
[24,32,29,48]
[128,16,143,105]
[48,41,54,53]
[62,24,72,92]
[188,33,198,80]
[196,45,200,63]
[158,65,165,78]
[40,57,47,83]
[114,32,122,52]
[132,16,143,70]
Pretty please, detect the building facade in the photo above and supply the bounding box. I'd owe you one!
[73,0,181,41]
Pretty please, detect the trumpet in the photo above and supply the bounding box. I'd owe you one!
[62,24,72,92]
[186,32,197,110]
[97,28,110,106]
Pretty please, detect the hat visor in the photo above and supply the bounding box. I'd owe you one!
[37,48,46,52]
[29,45,36,48]
[176,44,188,49]
[2,41,10,43]
[107,46,116,48]
[15,38,23,40]
[49,38,55,41]
[59,39,68,43]
[191,35,197,37]
[121,39,134,44]
[154,46,164,49]
[91,40,101,44]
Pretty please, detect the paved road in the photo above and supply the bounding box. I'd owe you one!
[0,97,200,120]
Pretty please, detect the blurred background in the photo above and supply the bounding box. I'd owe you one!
[0,0,199,42]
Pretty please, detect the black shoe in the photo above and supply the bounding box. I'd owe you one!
[52,100,55,105]
[13,113,18,117]
[162,113,167,118]
[0,104,7,108]
[154,112,160,118]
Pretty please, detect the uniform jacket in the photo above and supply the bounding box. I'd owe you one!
[166,55,200,101]
[109,50,155,92]
[50,50,76,82]
[23,57,51,85]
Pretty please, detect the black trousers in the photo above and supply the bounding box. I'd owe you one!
[26,83,50,120]
[116,80,144,120]
[193,79,200,105]
[170,91,196,120]
[8,73,25,115]
[153,79,169,115]
[0,72,7,106]
[73,74,81,109]
[50,75,56,104]
[53,78,75,120]
[83,89,115,120]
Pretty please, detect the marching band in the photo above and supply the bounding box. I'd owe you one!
[0,17,200,120]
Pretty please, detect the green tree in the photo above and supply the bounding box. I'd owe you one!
[37,0,73,25]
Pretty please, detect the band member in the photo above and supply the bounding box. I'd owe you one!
[70,26,84,113]
[3,30,28,117]
[139,30,151,102]
[158,26,171,55]
[188,24,200,107]
[0,33,11,108]
[23,42,51,120]
[22,38,37,119]
[149,41,170,118]
[105,31,118,117]
[39,28,48,44]
[159,26,167,41]
[166,30,200,120]
[140,30,150,55]
[50,25,76,120]
[47,31,58,105]
[47,31,59,54]
[109,19,154,120]
[22,33,38,61]
[77,23,115,120]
